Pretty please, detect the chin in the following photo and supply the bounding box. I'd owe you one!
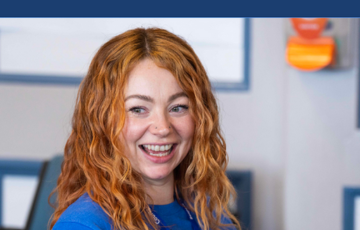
[144,167,173,180]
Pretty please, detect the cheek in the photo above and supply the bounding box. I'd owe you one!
[174,116,195,141]
[122,118,149,145]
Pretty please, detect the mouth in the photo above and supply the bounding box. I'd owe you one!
[139,144,176,157]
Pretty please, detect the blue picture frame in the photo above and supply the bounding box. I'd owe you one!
[0,18,251,91]
[358,21,360,129]
[343,187,360,230]
[211,18,251,91]
[358,59,360,128]
[0,160,42,227]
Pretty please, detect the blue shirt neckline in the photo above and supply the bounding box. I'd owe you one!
[152,199,183,216]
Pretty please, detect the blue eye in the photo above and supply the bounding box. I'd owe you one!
[171,105,189,113]
[129,107,146,114]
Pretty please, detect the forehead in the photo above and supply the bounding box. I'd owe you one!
[125,59,184,97]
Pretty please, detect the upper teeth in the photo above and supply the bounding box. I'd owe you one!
[143,144,172,152]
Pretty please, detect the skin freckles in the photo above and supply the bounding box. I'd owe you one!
[121,58,194,204]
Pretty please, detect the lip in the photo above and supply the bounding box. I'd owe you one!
[139,144,177,164]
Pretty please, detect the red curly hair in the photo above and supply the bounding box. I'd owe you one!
[50,27,241,230]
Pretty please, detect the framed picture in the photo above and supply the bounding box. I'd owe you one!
[343,187,360,230]
[0,18,250,91]
[358,72,360,128]
[0,160,42,229]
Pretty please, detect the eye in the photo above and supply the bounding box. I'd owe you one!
[170,104,189,113]
[129,107,146,115]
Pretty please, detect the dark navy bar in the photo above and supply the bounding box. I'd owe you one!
[0,0,359,17]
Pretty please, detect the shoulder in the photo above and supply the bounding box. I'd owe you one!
[219,214,238,230]
[205,197,237,229]
[211,205,237,229]
[53,193,112,230]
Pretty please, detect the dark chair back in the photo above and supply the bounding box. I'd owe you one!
[25,155,63,230]
[226,170,252,230]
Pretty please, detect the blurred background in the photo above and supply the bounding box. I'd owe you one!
[0,18,359,230]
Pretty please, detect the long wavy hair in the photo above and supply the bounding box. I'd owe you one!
[50,27,241,230]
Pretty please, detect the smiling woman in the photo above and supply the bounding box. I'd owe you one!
[50,28,240,230]
[122,59,194,190]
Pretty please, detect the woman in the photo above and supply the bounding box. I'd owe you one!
[51,27,240,230]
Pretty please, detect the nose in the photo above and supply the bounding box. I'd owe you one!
[150,112,171,137]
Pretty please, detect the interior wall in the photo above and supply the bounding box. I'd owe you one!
[0,83,78,159]
[217,18,286,230]
[284,68,360,230]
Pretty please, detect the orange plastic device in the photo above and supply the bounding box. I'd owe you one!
[286,18,336,71]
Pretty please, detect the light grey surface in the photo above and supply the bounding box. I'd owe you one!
[0,18,360,230]
[218,18,286,230]
[284,68,360,230]
[0,84,78,160]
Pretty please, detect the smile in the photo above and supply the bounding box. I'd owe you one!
[140,144,175,157]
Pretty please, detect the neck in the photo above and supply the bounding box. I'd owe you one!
[143,172,175,205]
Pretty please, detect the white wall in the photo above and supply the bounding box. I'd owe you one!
[0,84,78,159]
[284,68,360,230]
[0,18,360,230]
[218,18,286,230]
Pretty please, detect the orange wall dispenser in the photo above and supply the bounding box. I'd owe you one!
[286,18,336,71]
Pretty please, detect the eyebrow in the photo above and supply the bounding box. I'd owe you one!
[167,92,188,103]
[124,92,188,103]
[125,94,153,102]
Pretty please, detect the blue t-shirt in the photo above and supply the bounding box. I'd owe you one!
[52,193,236,230]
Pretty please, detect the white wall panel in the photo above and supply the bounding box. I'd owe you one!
[0,18,244,83]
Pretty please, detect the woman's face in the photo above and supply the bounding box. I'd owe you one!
[122,58,194,183]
